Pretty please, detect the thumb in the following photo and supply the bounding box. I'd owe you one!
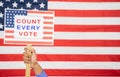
[31,48,37,63]
[31,48,36,56]
[31,48,37,68]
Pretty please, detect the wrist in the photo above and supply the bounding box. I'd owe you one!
[32,62,38,68]
[32,62,43,75]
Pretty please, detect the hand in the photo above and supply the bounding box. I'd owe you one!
[23,47,38,68]
[23,47,43,75]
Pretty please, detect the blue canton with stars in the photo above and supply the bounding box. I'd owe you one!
[6,10,27,28]
[0,0,48,31]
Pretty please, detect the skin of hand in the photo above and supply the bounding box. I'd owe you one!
[23,48,42,75]
[23,48,37,67]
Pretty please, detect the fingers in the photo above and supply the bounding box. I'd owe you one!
[24,47,31,52]
[23,47,37,65]
[23,52,31,64]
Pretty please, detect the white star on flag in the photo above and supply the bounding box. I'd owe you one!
[20,7,24,10]
[6,7,10,9]
[33,0,38,3]
[33,7,38,10]
[0,13,3,18]
[6,0,10,2]
[0,1,4,7]
[20,0,24,2]
[26,2,31,8]
[12,2,18,8]
[40,2,45,8]
[0,23,3,28]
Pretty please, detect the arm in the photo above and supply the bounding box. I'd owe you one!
[23,48,48,77]
[33,62,48,77]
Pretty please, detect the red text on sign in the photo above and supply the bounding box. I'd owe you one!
[19,31,37,37]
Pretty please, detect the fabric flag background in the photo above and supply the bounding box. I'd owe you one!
[0,0,120,77]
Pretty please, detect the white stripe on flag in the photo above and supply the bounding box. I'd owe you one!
[55,17,120,25]
[0,46,120,54]
[0,32,3,38]
[55,32,120,40]
[48,2,120,10]
[0,61,120,69]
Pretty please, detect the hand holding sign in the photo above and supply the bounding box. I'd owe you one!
[24,44,33,77]
[24,44,39,77]
[24,45,45,77]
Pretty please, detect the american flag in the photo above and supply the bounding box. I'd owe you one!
[0,0,120,77]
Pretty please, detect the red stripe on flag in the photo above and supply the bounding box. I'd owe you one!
[55,25,120,32]
[5,36,14,38]
[54,40,120,47]
[5,30,14,33]
[28,10,53,14]
[0,54,120,61]
[46,69,120,76]
[50,10,120,17]
[43,16,53,19]
[0,69,120,76]
[43,32,53,34]
[43,37,53,39]
[5,25,120,32]
[44,21,53,25]
[43,26,53,30]
[4,25,120,34]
